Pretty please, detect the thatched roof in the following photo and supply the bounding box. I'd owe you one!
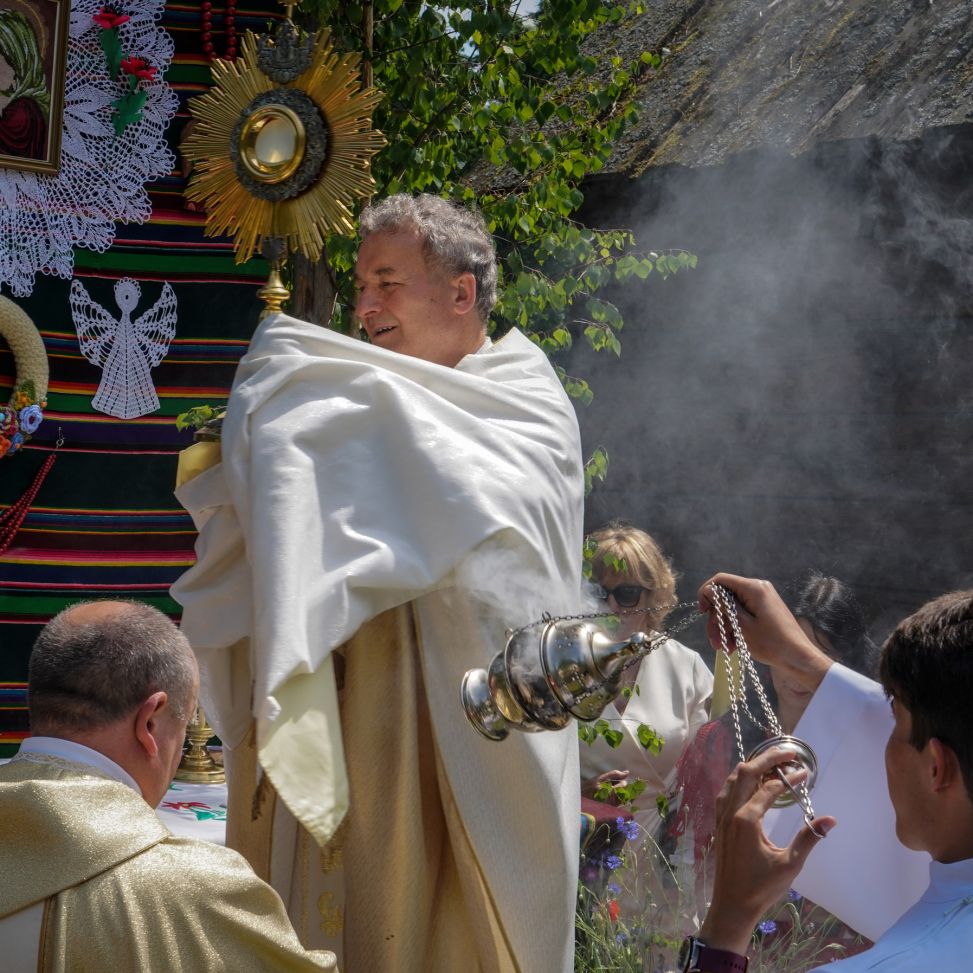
[597,0,973,175]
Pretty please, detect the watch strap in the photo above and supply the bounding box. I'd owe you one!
[682,936,749,973]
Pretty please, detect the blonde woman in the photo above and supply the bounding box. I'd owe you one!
[580,522,713,835]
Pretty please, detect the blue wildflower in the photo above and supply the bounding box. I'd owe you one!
[616,816,640,841]
[18,404,42,435]
[604,854,623,871]
[615,932,628,946]
[758,920,777,935]
[607,882,620,895]
[787,888,802,901]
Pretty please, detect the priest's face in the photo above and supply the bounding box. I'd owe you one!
[884,697,930,852]
[354,229,483,367]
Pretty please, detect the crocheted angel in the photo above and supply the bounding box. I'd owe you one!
[70,278,177,420]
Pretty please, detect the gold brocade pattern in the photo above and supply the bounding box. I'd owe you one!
[319,821,345,874]
[0,760,338,972]
[318,892,344,936]
[223,606,518,971]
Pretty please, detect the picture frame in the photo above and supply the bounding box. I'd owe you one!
[0,0,69,175]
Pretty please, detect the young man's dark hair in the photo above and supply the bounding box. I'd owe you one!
[879,589,973,800]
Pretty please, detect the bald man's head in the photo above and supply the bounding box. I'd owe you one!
[28,600,198,735]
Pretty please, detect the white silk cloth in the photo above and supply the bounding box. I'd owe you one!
[171,315,584,972]
[765,663,929,940]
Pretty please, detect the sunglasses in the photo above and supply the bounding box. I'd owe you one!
[598,584,650,609]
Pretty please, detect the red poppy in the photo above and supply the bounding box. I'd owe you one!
[93,7,130,29]
[607,899,620,922]
[0,437,10,459]
[120,56,157,82]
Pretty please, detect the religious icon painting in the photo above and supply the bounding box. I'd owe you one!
[0,0,68,174]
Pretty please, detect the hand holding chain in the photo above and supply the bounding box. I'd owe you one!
[708,583,826,838]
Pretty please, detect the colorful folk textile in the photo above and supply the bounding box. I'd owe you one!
[0,1,284,755]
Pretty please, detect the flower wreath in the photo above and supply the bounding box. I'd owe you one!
[0,297,49,459]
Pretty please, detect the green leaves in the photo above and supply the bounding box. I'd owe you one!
[636,724,665,754]
[99,25,123,81]
[175,404,222,432]
[583,445,609,496]
[594,776,646,807]
[308,0,664,351]
[602,553,628,574]
[112,89,148,137]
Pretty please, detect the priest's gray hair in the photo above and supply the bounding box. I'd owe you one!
[28,601,197,733]
[359,193,498,323]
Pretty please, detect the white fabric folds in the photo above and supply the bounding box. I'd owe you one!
[172,315,584,972]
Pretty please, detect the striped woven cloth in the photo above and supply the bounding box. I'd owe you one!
[0,2,285,753]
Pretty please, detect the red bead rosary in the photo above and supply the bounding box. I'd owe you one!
[200,0,237,62]
[0,452,56,558]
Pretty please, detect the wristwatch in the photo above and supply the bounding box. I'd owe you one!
[679,935,749,973]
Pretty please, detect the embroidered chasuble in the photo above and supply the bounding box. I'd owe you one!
[173,316,584,972]
[0,756,337,972]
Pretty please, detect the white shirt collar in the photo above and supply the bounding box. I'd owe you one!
[17,736,142,796]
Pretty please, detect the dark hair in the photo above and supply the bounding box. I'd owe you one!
[880,590,973,801]
[359,193,498,322]
[28,601,197,734]
[734,574,874,752]
[789,572,875,676]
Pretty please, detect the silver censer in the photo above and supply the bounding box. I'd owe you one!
[461,616,820,816]
[461,618,658,741]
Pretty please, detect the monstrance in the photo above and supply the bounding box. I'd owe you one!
[182,0,385,317]
[461,584,824,831]
[176,3,384,777]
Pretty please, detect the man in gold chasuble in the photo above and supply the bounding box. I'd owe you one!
[173,194,585,972]
[0,601,337,972]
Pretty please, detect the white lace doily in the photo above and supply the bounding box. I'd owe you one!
[0,1,176,297]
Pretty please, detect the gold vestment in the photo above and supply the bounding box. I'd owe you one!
[227,605,518,971]
[0,755,337,972]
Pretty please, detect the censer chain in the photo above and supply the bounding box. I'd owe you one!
[528,600,706,709]
[507,597,701,639]
[709,584,821,832]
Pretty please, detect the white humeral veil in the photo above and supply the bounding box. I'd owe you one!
[172,315,584,973]
[765,663,930,940]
